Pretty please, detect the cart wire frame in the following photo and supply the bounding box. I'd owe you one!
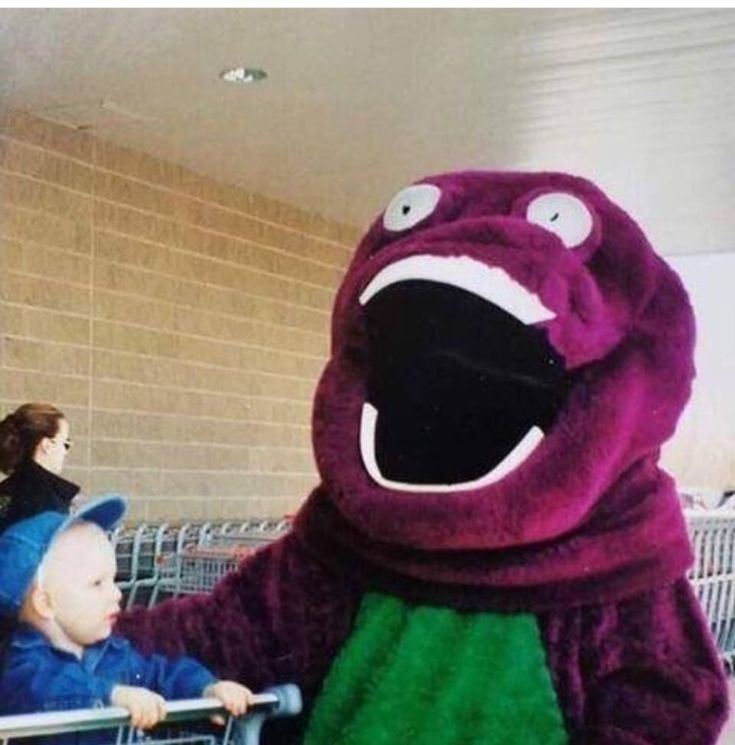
[685,509,735,672]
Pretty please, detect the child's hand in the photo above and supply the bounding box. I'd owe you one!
[203,680,254,722]
[111,685,167,730]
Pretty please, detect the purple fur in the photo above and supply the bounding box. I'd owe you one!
[540,578,728,744]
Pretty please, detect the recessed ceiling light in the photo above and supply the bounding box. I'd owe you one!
[220,67,267,84]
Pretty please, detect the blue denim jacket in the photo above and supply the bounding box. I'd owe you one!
[0,625,217,745]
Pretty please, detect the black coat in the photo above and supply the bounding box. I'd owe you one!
[0,460,79,533]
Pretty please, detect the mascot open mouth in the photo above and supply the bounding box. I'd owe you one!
[358,255,571,492]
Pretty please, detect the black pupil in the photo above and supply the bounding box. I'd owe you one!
[402,204,411,215]
[550,212,559,222]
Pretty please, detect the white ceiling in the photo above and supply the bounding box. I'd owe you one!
[0,8,733,254]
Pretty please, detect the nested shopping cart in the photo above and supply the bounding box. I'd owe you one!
[685,509,735,672]
[0,685,302,745]
[108,519,283,610]
[112,523,178,609]
[151,520,291,603]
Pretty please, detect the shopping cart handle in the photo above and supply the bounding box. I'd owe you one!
[0,687,302,741]
[233,684,302,745]
[262,684,302,717]
[165,691,287,721]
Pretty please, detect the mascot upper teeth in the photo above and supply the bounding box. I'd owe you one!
[123,171,728,745]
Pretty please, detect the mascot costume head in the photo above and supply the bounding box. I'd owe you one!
[302,170,695,609]
[123,171,728,745]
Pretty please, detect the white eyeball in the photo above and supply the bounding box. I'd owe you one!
[526,192,594,248]
[382,184,442,232]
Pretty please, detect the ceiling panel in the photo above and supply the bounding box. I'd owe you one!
[0,8,733,254]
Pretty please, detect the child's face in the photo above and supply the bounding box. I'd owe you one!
[43,522,122,647]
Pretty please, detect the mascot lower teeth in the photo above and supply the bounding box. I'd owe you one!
[122,171,728,745]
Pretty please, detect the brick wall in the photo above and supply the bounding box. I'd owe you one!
[0,109,359,522]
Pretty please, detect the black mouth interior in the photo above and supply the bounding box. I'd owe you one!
[364,280,571,485]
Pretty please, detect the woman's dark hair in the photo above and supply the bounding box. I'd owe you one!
[0,403,65,474]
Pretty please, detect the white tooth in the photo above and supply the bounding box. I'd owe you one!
[359,402,544,493]
[359,255,555,325]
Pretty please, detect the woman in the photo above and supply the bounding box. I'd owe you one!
[0,403,79,533]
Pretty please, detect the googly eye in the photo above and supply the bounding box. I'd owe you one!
[526,192,594,248]
[382,184,442,232]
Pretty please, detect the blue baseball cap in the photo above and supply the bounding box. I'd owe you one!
[0,494,127,617]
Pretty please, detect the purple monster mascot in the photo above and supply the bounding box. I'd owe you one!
[121,171,728,744]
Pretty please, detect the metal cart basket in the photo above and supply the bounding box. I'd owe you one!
[152,521,290,602]
[685,509,735,672]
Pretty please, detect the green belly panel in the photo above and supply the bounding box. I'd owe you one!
[304,593,568,745]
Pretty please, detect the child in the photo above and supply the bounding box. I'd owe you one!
[0,496,253,741]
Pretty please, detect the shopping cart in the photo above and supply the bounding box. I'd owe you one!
[685,509,735,672]
[151,521,291,603]
[109,521,239,608]
[0,685,302,745]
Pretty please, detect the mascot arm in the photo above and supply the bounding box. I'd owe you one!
[115,533,361,699]
[571,578,728,744]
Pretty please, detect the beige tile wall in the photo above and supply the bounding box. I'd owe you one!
[0,109,360,522]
